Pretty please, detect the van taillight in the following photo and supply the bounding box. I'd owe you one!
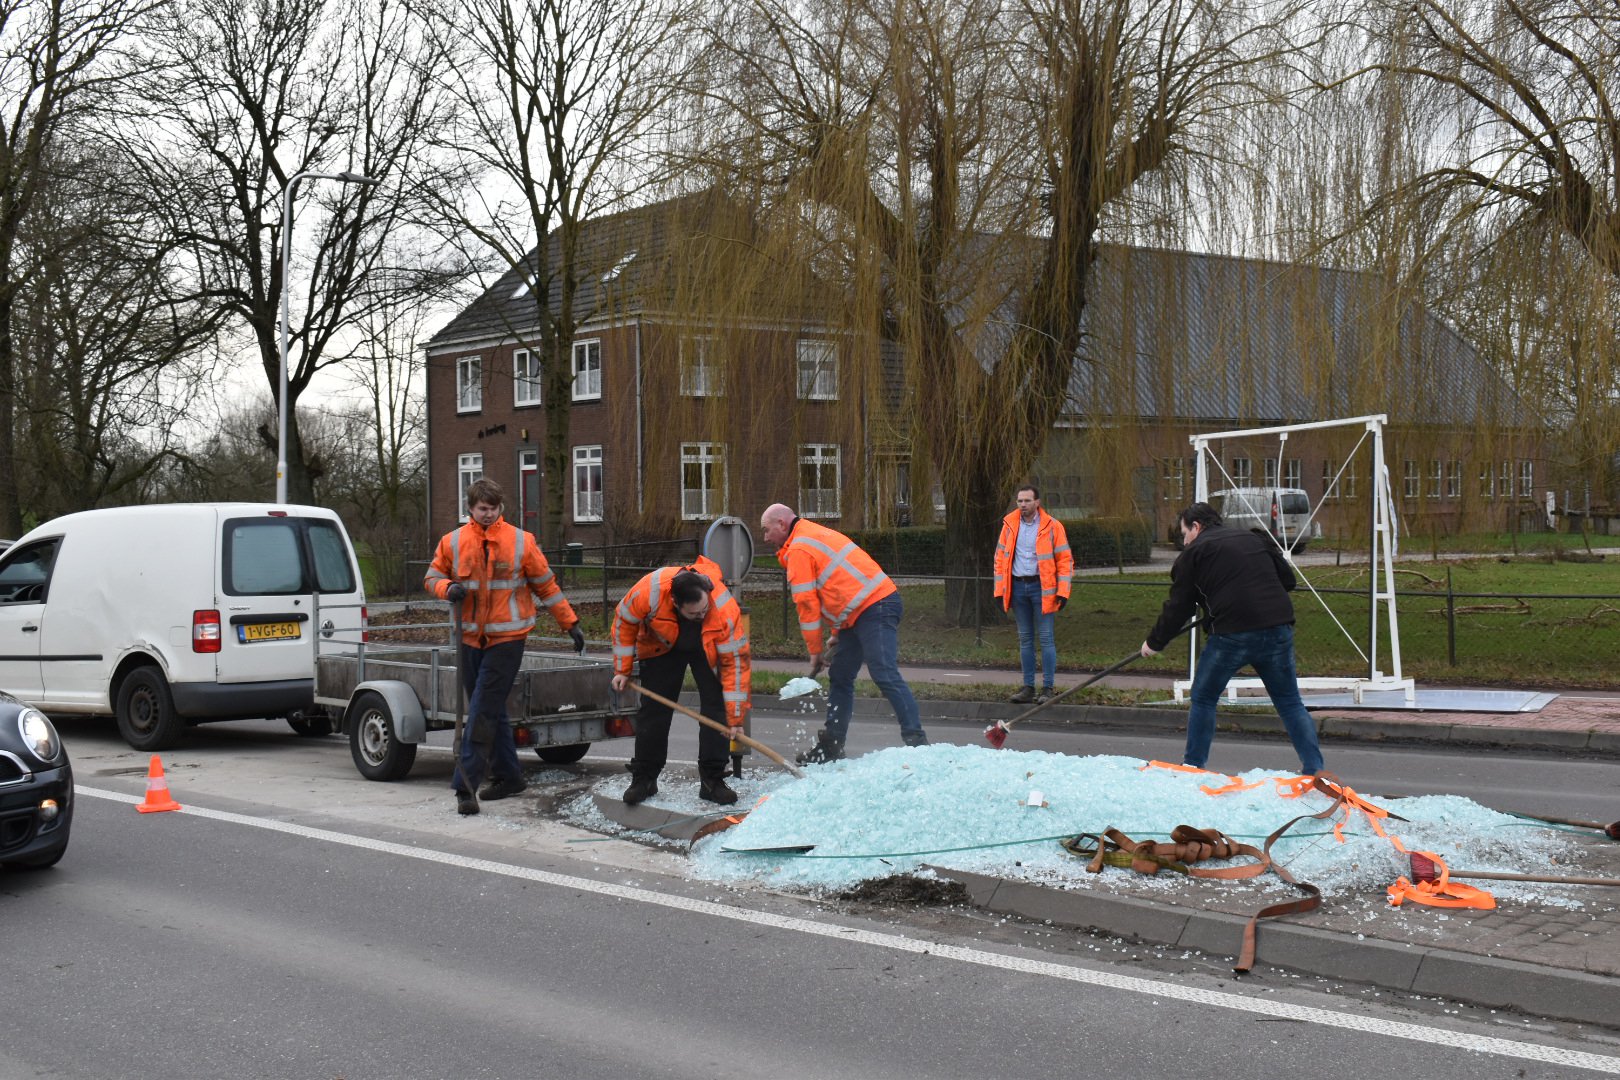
[193,610,222,653]
[361,605,369,644]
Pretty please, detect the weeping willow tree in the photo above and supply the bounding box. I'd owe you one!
[1319,0,1620,523]
[664,0,1309,616]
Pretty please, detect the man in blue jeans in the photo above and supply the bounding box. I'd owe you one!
[992,485,1073,703]
[1140,501,1325,776]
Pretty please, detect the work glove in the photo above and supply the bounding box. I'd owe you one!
[445,582,467,603]
[1055,596,1067,611]
[808,652,827,678]
[569,627,586,654]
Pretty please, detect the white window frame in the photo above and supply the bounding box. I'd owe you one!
[1426,459,1442,499]
[513,348,541,407]
[1499,459,1513,498]
[1403,460,1419,499]
[456,356,481,413]
[1479,463,1494,499]
[796,339,838,400]
[798,444,842,518]
[680,443,726,520]
[680,335,724,397]
[457,453,483,522]
[1283,458,1301,489]
[572,339,602,401]
[573,445,603,523]
[1518,459,1533,498]
[1262,458,1279,487]
[1229,457,1251,487]
[1321,459,1337,501]
[1162,457,1186,502]
[1446,460,1462,499]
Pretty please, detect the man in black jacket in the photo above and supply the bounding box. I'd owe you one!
[1140,502,1325,776]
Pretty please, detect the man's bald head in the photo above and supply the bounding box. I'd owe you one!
[760,503,797,548]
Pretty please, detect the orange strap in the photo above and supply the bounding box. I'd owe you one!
[1386,850,1497,910]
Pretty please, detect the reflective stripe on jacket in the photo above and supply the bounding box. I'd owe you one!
[992,509,1074,614]
[610,555,751,720]
[424,516,578,647]
[777,518,896,658]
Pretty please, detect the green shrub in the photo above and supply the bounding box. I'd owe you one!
[842,516,1152,575]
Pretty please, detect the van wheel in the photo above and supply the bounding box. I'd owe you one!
[287,709,336,737]
[348,691,416,781]
[116,666,184,751]
[535,743,590,765]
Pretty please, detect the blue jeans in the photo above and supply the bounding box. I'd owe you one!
[825,593,923,742]
[453,638,525,793]
[1009,577,1057,690]
[1185,624,1324,775]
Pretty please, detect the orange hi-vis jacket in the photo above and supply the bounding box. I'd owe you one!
[611,555,751,721]
[424,516,578,648]
[992,508,1074,614]
[777,518,896,660]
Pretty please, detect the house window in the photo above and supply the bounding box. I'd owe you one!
[1321,459,1337,501]
[1479,463,1493,498]
[1344,463,1358,499]
[456,356,481,412]
[513,349,541,407]
[1283,458,1301,488]
[1403,460,1418,499]
[1229,457,1251,487]
[1518,460,1534,498]
[518,449,540,534]
[799,444,841,518]
[1262,459,1278,487]
[457,453,483,521]
[1499,460,1513,498]
[1162,458,1186,502]
[1427,460,1442,499]
[680,336,724,397]
[1446,460,1462,499]
[573,446,603,522]
[796,339,838,400]
[572,339,602,401]
[680,443,726,519]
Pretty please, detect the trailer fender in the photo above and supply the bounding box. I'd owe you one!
[347,680,427,744]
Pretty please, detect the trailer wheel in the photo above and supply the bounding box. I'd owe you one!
[349,691,417,781]
[534,743,590,765]
[116,665,185,751]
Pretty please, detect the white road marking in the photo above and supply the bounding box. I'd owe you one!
[80,785,1620,1074]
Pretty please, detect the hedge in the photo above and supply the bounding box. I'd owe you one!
[840,516,1153,576]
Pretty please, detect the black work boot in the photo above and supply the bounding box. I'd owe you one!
[1009,685,1036,704]
[698,767,738,806]
[622,763,660,806]
[795,729,846,765]
[901,729,929,747]
[456,791,480,816]
[479,776,527,801]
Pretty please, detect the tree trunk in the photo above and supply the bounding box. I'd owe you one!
[940,461,1003,627]
[0,285,17,535]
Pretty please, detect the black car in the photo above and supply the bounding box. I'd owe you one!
[0,693,71,869]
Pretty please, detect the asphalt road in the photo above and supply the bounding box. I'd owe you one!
[5,715,1620,1078]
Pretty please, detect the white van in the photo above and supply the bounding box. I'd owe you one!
[1208,487,1320,553]
[0,503,366,750]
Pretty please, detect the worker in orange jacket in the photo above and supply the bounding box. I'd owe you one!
[425,478,584,816]
[610,555,749,806]
[992,484,1074,704]
[760,503,926,764]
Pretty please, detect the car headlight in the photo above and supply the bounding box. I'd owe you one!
[18,708,60,763]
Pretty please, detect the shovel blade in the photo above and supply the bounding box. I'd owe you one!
[984,722,1008,749]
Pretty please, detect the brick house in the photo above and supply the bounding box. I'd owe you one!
[424,193,1543,545]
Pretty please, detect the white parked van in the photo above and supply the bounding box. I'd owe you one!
[1208,487,1320,553]
[0,503,366,750]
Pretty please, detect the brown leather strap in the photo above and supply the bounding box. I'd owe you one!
[1232,773,1352,973]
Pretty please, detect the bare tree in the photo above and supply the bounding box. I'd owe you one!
[0,0,158,532]
[135,0,459,504]
[699,0,1309,616]
[416,0,696,541]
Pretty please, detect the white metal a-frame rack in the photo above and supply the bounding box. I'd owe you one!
[1173,413,1416,705]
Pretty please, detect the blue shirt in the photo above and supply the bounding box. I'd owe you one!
[1012,516,1040,576]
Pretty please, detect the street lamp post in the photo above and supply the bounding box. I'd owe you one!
[276,169,379,504]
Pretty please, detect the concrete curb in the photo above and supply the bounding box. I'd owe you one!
[928,866,1620,1027]
[814,695,1620,756]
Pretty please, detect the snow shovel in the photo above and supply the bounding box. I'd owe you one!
[1409,852,1620,889]
[627,682,805,779]
[984,650,1142,748]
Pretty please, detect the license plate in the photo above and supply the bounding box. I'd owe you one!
[239,621,301,643]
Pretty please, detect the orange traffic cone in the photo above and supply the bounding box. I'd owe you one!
[136,754,182,814]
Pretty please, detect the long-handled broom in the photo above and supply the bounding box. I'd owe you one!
[1408,851,1620,889]
[628,682,805,779]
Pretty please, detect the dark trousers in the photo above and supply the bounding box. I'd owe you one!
[631,646,730,775]
[452,638,526,794]
[1185,624,1324,775]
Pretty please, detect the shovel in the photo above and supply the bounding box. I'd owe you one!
[627,681,805,779]
[1409,851,1620,889]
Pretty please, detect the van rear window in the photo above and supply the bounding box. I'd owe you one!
[223,518,357,596]
[1281,494,1310,514]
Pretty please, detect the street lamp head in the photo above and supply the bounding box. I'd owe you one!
[336,171,379,185]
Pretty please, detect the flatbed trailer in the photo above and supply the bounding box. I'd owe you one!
[312,605,634,780]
